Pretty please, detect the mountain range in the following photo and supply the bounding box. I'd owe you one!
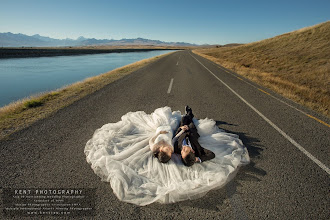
[0,32,198,47]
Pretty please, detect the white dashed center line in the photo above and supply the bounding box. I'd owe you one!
[167,78,174,94]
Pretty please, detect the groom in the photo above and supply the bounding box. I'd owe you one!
[173,106,215,166]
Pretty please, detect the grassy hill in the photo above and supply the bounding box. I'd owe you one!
[194,21,330,117]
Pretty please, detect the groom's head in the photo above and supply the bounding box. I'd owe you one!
[181,146,195,167]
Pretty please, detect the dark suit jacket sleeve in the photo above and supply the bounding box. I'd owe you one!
[174,127,182,136]
[173,130,185,154]
[174,142,181,154]
[199,148,215,162]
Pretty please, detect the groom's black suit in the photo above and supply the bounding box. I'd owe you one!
[173,115,215,162]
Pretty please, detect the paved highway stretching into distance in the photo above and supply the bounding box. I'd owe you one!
[1,50,329,219]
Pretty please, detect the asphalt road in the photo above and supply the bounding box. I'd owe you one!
[1,50,329,219]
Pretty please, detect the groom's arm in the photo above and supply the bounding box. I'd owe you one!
[174,124,188,135]
[174,127,182,136]
[172,125,188,146]
[171,129,184,145]
[198,148,215,162]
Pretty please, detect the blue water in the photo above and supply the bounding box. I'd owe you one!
[0,50,174,107]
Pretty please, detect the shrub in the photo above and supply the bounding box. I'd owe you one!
[23,100,43,109]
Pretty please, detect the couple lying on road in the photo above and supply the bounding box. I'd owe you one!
[150,106,215,166]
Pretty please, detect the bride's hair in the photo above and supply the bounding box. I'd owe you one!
[182,152,195,167]
[154,151,171,163]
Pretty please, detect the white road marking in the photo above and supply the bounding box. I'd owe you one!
[167,78,174,94]
[176,61,179,66]
[190,53,330,175]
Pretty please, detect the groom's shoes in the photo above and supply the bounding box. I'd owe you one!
[185,105,194,117]
[185,105,191,114]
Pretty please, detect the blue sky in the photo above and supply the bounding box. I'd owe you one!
[0,0,329,45]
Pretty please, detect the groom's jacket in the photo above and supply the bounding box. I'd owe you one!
[173,125,215,162]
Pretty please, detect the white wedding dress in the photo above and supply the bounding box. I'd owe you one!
[85,107,249,206]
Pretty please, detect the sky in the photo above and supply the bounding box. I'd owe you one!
[0,0,329,45]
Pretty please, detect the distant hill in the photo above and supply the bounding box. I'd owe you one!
[194,21,330,116]
[0,33,197,47]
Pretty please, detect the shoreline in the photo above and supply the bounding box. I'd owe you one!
[0,47,180,59]
[0,51,175,140]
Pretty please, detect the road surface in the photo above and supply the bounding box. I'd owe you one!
[1,50,329,219]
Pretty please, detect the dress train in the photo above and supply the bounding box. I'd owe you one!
[84,106,249,206]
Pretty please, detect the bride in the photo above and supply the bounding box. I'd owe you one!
[84,106,249,206]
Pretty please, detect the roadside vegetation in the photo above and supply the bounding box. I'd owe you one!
[0,52,173,140]
[193,21,330,117]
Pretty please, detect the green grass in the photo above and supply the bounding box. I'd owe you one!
[21,92,60,109]
[23,100,44,109]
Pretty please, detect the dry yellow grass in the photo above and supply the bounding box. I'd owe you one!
[194,21,330,117]
[0,52,174,140]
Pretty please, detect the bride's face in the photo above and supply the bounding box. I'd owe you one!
[160,146,172,157]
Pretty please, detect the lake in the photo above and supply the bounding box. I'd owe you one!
[0,50,175,107]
